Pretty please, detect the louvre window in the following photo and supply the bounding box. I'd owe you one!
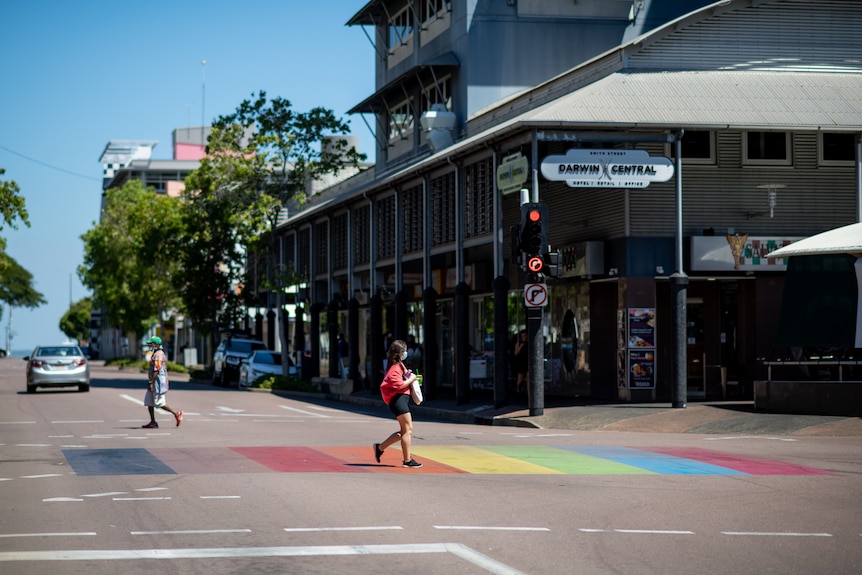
[332,213,348,271]
[464,158,494,238]
[314,221,329,274]
[376,195,396,259]
[430,172,456,247]
[352,205,370,265]
[402,185,424,253]
[297,228,310,282]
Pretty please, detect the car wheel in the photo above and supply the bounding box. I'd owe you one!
[79,384,90,392]
[27,385,36,394]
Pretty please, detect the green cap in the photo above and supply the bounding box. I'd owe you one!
[146,336,162,346]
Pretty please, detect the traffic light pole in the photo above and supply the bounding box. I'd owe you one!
[527,305,544,416]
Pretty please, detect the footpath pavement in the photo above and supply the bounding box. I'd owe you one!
[158,363,862,437]
[313,389,862,437]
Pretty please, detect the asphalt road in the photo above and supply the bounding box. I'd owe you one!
[1,358,861,574]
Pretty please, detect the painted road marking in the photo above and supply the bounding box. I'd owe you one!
[279,405,330,417]
[283,526,403,532]
[435,526,550,532]
[0,532,96,538]
[721,531,832,537]
[58,445,835,477]
[131,529,251,535]
[0,543,527,575]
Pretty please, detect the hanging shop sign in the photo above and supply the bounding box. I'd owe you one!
[496,152,529,194]
[690,235,800,271]
[541,149,674,188]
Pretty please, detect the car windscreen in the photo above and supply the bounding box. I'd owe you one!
[256,352,282,366]
[36,347,79,357]
[230,341,266,354]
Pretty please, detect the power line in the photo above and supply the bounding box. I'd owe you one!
[0,144,100,182]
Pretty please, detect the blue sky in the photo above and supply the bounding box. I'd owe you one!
[0,1,374,353]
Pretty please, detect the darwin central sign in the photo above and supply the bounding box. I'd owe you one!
[541,149,674,188]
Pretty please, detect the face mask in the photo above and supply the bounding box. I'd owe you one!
[401,352,408,360]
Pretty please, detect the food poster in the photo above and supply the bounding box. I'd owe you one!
[627,308,656,389]
[627,308,656,349]
[628,349,655,388]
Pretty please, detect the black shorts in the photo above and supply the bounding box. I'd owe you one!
[388,393,411,417]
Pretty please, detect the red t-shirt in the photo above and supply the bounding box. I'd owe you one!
[380,361,410,405]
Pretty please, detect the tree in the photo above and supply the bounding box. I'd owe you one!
[0,167,29,237]
[60,297,92,343]
[79,180,184,345]
[1,167,43,333]
[181,90,364,372]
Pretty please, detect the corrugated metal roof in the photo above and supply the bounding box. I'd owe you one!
[524,70,862,130]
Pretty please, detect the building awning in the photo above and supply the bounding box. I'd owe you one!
[768,222,862,258]
[346,0,387,26]
[348,52,460,114]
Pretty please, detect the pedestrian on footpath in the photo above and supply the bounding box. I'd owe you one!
[373,339,422,468]
[142,336,183,429]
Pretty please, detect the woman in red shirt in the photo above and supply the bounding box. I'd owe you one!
[373,339,422,468]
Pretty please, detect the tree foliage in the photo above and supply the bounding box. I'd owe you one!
[0,167,29,238]
[79,180,184,337]
[180,91,364,337]
[0,251,46,309]
[60,297,92,343]
[1,167,43,321]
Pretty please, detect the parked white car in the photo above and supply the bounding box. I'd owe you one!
[238,350,297,388]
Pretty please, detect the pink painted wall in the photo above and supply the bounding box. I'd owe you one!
[174,143,206,160]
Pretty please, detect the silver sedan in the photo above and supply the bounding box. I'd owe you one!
[24,344,90,393]
[238,350,296,388]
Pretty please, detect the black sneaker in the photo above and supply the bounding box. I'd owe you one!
[373,443,383,463]
[402,459,422,468]
[142,421,159,429]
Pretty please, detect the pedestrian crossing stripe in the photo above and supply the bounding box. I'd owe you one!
[61,446,834,477]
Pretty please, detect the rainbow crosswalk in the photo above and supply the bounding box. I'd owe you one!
[61,445,834,477]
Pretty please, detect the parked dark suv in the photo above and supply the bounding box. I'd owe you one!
[212,336,267,387]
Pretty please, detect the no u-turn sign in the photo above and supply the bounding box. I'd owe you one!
[524,283,548,307]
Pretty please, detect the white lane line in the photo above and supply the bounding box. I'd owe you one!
[200,496,241,499]
[615,530,695,535]
[42,498,84,502]
[279,405,330,418]
[21,474,62,479]
[48,435,74,438]
[0,478,13,482]
[120,394,144,406]
[0,421,36,425]
[136,487,168,492]
[722,531,832,537]
[131,529,252,535]
[215,406,245,413]
[51,420,104,424]
[112,497,171,501]
[15,444,52,447]
[283,526,403,532]
[435,526,550,532]
[83,492,128,498]
[308,406,340,412]
[0,532,96,538]
[0,543,527,574]
[579,528,694,535]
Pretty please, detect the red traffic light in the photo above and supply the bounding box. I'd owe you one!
[528,209,542,222]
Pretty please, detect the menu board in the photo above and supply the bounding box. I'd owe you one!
[628,349,655,388]
[627,308,655,349]
[627,308,656,389]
